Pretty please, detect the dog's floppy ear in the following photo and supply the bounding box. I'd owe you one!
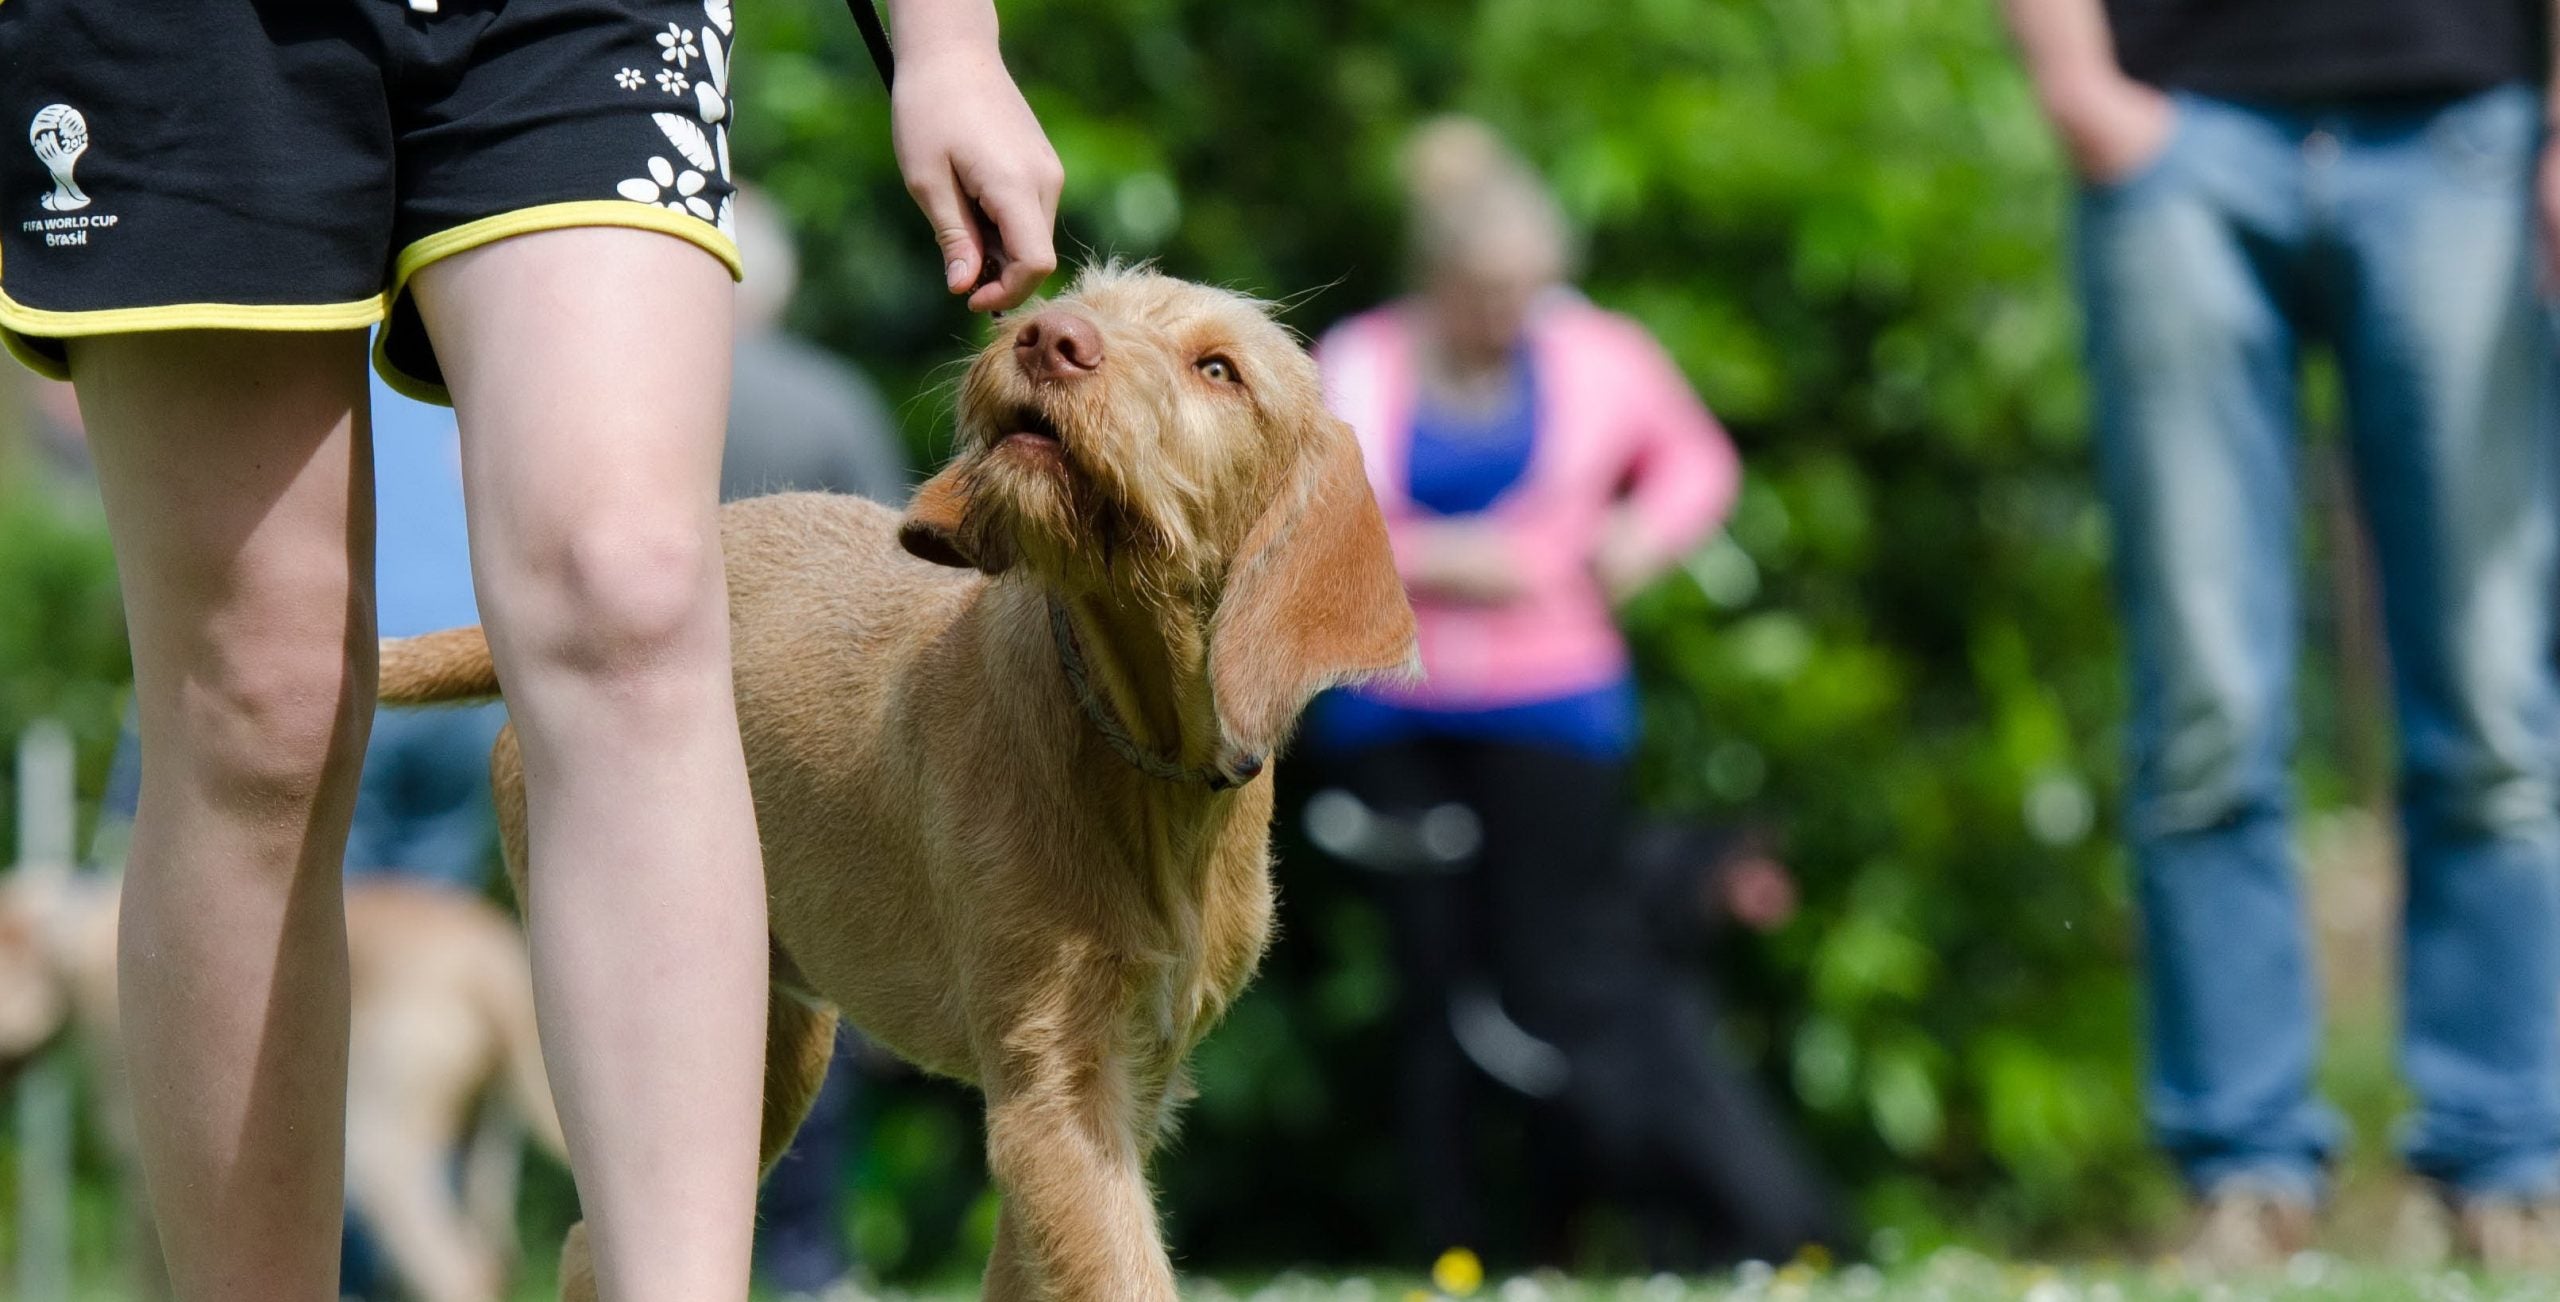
[899,458,1013,574]
[1208,418,1417,779]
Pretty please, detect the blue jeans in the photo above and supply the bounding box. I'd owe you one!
[2079,84,2560,1199]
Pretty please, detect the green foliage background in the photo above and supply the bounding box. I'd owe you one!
[0,483,127,866]
[1,0,2401,1283]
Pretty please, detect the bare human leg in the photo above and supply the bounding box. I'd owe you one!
[412,226,764,1301]
[72,327,376,1301]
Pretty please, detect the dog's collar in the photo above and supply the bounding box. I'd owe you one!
[1047,599,1254,791]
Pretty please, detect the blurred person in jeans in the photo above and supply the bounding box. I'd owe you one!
[1999,0,2560,1271]
[724,184,910,1301]
[1313,118,1845,1264]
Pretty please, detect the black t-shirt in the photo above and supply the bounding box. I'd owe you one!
[2105,0,2547,101]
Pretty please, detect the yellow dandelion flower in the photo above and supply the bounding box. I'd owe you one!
[1431,1246,1484,1297]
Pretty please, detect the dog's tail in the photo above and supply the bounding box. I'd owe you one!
[379,627,501,706]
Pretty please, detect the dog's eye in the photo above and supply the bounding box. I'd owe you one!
[1196,355,1240,385]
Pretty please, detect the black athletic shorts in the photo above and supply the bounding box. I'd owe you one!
[0,0,742,403]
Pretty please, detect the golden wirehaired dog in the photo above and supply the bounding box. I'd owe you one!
[377,267,1418,1300]
[0,869,564,1302]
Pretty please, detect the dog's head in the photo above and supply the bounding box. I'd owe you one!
[900,267,1418,769]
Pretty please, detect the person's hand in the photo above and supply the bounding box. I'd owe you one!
[1406,521,1526,606]
[1593,511,1659,605]
[888,47,1063,312]
[2046,73,2175,185]
[1714,855,1799,933]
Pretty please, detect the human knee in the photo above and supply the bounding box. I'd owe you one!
[2404,735,2560,841]
[493,515,726,685]
[2401,654,2560,838]
[163,625,373,815]
[2132,687,2284,836]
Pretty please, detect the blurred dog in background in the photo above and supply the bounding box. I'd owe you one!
[0,868,564,1302]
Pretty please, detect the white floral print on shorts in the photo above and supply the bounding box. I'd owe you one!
[617,0,735,236]
[657,22,699,67]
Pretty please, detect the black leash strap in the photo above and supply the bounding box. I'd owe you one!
[847,0,896,88]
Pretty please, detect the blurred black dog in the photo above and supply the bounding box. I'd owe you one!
[1309,790,1850,1269]
[1598,821,1847,1269]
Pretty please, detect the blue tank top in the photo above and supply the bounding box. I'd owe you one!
[1405,354,1538,515]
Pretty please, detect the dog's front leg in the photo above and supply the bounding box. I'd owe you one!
[982,1205,1044,1301]
[980,1064,1176,1302]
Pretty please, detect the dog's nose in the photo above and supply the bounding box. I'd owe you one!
[1013,311,1104,381]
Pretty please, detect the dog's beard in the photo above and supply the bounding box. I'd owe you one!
[971,448,1200,600]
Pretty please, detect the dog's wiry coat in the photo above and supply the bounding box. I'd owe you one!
[379,269,1417,1301]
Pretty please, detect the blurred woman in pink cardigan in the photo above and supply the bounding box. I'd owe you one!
[1310,120,1789,1262]
[1320,130,1739,735]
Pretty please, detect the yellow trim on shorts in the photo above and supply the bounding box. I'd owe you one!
[0,286,389,380]
[1,323,68,380]
[373,199,745,405]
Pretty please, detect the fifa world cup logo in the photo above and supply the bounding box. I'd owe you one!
[29,105,91,213]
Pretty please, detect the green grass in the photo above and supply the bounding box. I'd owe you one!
[476,1252,2560,1302]
[807,1263,2559,1301]
[44,1249,2560,1301]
